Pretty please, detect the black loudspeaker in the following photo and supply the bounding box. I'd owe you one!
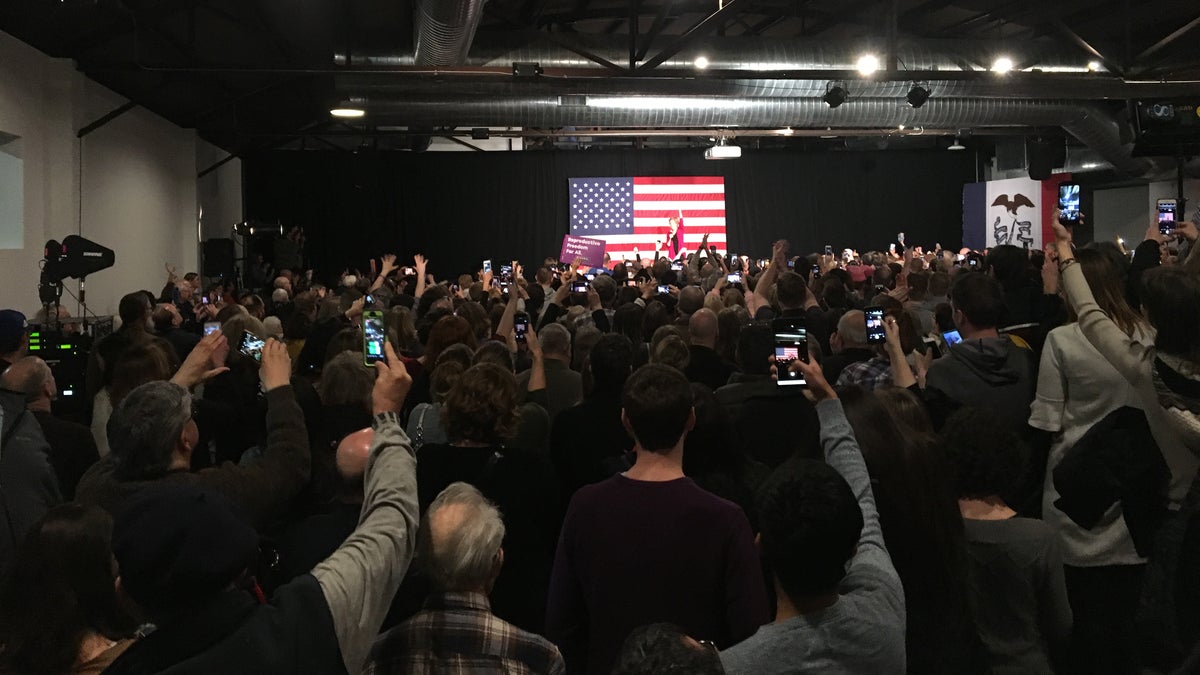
[203,238,235,279]
[1026,137,1066,180]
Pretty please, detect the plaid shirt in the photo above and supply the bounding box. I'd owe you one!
[836,354,895,391]
[365,592,566,675]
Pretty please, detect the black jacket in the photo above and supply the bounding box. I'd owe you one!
[0,390,61,576]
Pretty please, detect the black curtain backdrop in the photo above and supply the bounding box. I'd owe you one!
[242,148,977,280]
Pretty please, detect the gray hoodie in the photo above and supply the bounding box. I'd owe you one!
[925,336,1036,427]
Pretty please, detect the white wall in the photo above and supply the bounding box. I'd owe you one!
[1094,179,1200,246]
[0,30,242,318]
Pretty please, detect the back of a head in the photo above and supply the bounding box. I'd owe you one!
[612,303,644,344]
[650,333,690,373]
[0,504,134,675]
[986,245,1028,288]
[425,315,477,365]
[0,356,51,401]
[836,310,868,346]
[612,623,724,675]
[822,280,848,311]
[110,342,176,408]
[320,351,373,408]
[151,304,175,332]
[118,292,151,328]
[621,364,694,452]
[592,274,617,306]
[687,307,719,344]
[677,285,704,315]
[271,288,290,304]
[590,334,634,392]
[928,271,951,298]
[949,272,1004,329]
[941,406,1025,500]
[907,271,930,300]
[775,272,807,309]
[108,380,192,481]
[112,484,258,617]
[335,427,373,490]
[473,340,514,372]
[419,482,506,593]
[1140,266,1200,364]
[756,457,862,600]
[735,323,773,375]
[539,322,572,359]
[443,363,520,444]
[1075,248,1144,336]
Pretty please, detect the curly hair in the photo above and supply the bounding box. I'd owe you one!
[442,363,522,444]
[941,406,1027,499]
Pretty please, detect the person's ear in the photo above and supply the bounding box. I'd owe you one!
[684,407,696,432]
[754,532,762,551]
[620,409,635,439]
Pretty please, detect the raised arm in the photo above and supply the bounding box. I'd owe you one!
[787,357,903,605]
[312,342,419,674]
[1053,215,1152,386]
[369,254,398,294]
[751,240,788,309]
[413,254,429,299]
[525,324,547,394]
[496,262,523,338]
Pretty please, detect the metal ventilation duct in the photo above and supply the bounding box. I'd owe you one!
[339,35,1100,72]
[346,95,1169,177]
[412,0,487,65]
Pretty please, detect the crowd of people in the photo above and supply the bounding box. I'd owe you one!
[0,213,1199,674]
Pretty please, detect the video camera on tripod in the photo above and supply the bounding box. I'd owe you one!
[38,235,115,324]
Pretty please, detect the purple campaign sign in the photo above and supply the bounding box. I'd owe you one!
[560,234,606,267]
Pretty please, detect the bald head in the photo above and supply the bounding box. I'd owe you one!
[836,310,869,349]
[677,286,704,315]
[688,308,719,348]
[420,482,506,593]
[1,356,54,408]
[335,427,373,494]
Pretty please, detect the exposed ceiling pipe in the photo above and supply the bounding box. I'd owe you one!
[412,0,486,65]
[346,95,1172,178]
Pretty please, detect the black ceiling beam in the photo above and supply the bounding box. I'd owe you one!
[636,2,675,61]
[897,0,956,31]
[628,0,640,68]
[931,0,1029,37]
[1050,18,1122,75]
[76,101,138,138]
[65,0,204,54]
[637,0,742,71]
[1134,14,1200,65]
[486,5,628,72]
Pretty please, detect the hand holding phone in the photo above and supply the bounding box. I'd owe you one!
[238,330,266,362]
[514,312,530,342]
[1058,183,1081,225]
[203,321,221,336]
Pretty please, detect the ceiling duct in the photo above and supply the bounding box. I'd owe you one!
[412,0,486,65]
[346,95,1171,178]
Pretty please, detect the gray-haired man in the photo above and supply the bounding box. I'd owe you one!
[365,482,565,675]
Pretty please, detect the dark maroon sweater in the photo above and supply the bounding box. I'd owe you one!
[545,474,769,674]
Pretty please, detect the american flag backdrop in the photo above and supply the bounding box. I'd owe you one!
[568,176,727,262]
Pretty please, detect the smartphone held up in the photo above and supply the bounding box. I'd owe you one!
[363,310,386,366]
[772,317,808,388]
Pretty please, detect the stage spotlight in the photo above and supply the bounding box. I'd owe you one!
[694,56,710,69]
[856,53,880,76]
[823,82,848,108]
[906,83,930,108]
[991,56,1014,74]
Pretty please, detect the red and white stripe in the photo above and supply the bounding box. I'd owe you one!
[600,176,728,262]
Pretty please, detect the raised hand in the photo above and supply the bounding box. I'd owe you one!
[380,254,398,276]
[171,331,231,389]
[414,253,428,271]
[258,339,292,392]
[371,342,412,415]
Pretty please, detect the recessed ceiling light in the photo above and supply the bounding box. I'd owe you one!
[856,54,880,76]
[330,107,365,118]
[694,56,710,69]
[991,57,1014,74]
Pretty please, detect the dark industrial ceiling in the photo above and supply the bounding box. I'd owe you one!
[2,0,1198,170]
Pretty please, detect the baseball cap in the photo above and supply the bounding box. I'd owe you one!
[0,310,28,353]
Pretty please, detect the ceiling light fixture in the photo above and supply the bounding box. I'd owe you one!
[948,138,966,150]
[330,107,365,118]
[776,127,794,135]
[823,82,848,108]
[1087,60,1101,72]
[906,82,931,108]
[694,56,710,69]
[1081,162,1101,169]
[856,53,880,76]
[991,56,1014,74]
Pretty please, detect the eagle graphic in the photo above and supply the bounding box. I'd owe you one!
[990,193,1036,248]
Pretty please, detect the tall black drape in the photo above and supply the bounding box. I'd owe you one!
[243,148,977,279]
